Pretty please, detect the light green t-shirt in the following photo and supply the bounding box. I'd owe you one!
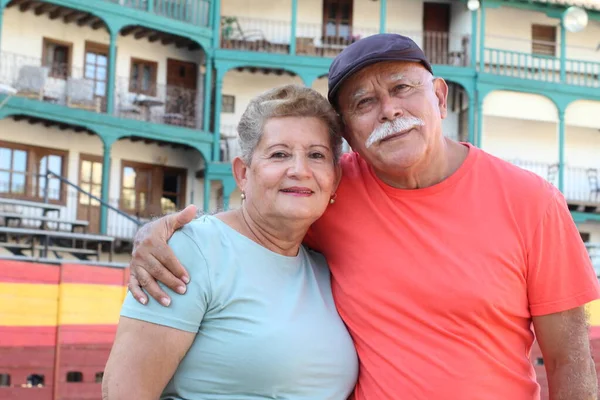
[120,215,358,400]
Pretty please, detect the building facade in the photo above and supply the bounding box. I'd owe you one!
[0,0,599,398]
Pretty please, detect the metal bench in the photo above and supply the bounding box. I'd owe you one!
[0,227,115,262]
[0,211,88,232]
[0,197,62,212]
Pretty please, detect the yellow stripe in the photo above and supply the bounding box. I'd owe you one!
[0,283,59,326]
[586,300,600,326]
[58,283,124,325]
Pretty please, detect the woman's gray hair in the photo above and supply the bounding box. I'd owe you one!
[237,84,343,165]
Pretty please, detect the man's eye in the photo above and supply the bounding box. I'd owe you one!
[357,98,373,108]
[393,84,411,93]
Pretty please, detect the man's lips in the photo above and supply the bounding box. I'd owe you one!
[380,128,414,143]
[280,187,314,196]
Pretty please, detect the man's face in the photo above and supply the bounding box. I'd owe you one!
[337,61,448,176]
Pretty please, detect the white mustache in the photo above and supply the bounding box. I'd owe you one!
[365,117,425,148]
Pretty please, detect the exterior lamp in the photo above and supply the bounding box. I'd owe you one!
[467,0,480,11]
[562,6,588,33]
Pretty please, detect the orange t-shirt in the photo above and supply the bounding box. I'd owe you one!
[306,143,600,400]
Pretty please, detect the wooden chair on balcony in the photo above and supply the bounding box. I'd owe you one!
[66,78,101,113]
[14,65,49,100]
[587,168,600,202]
[220,16,288,53]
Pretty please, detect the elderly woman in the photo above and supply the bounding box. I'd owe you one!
[102,84,358,400]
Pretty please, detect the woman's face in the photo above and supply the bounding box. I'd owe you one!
[237,116,339,225]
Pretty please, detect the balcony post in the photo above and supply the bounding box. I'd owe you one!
[100,136,115,235]
[290,0,298,55]
[203,57,212,132]
[203,176,211,212]
[0,6,4,51]
[470,8,477,68]
[379,0,387,33]
[468,95,475,144]
[557,107,565,192]
[478,4,486,72]
[147,0,154,13]
[476,97,484,147]
[212,0,221,49]
[106,28,118,115]
[212,68,225,161]
[559,21,566,83]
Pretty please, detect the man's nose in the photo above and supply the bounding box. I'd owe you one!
[379,95,403,122]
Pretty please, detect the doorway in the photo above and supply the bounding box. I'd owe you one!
[77,154,103,233]
[423,2,450,64]
[166,58,198,127]
[84,42,109,112]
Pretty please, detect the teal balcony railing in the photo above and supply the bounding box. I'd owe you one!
[104,0,210,27]
[220,16,470,65]
[508,159,600,204]
[483,36,600,88]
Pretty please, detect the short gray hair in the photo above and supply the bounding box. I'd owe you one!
[237,84,342,165]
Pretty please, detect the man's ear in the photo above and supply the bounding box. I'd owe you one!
[433,77,449,119]
[232,156,249,193]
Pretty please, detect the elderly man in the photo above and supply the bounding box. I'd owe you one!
[125,34,599,399]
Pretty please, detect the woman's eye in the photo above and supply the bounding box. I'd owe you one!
[270,152,288,158]
[310,152,325,159]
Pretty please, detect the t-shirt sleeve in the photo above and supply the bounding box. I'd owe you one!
[527,189,600,316]
[120,228,211,332]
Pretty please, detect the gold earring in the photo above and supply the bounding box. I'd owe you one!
[241,192,246,201]
[329,193,337,204]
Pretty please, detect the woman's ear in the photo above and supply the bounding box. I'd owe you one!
[333,162,343,193]
[232,156,249,193]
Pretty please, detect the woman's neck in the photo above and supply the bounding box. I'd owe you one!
[218,208,310,257]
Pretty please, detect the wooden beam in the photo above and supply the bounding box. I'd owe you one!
[148,32,162,42]
[28,118,41,125]
[63,10,83,23]
[49,7,70,20]
[19,1,34,12]
[134,29,152,39]
[7,0,28,9]
[76,14,95,27]
[175,39,188,49]
[121,26,140,36]
[13,115,25,122]
[34,3,57,16]
[161,37,176,46]
[92,20,105,30]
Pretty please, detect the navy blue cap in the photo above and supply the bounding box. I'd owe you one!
[327,33,433,106]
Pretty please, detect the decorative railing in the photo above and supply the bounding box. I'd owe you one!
[0,52,106,113]
[103,0,210,27]
[508,159,600,204]
[483,36,600,88]
[114,76,203,129]
[0,175,141,240]
[0,52,206,129]
[220,16,470,65]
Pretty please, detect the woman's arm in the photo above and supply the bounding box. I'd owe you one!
[102,317,195,400]
[103,223,212,399]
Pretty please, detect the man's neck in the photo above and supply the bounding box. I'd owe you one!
[375,138,468,190]
[218,208,310,257]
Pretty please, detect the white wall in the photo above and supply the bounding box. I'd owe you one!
[220,70,304,130]
[485,7,600,62]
